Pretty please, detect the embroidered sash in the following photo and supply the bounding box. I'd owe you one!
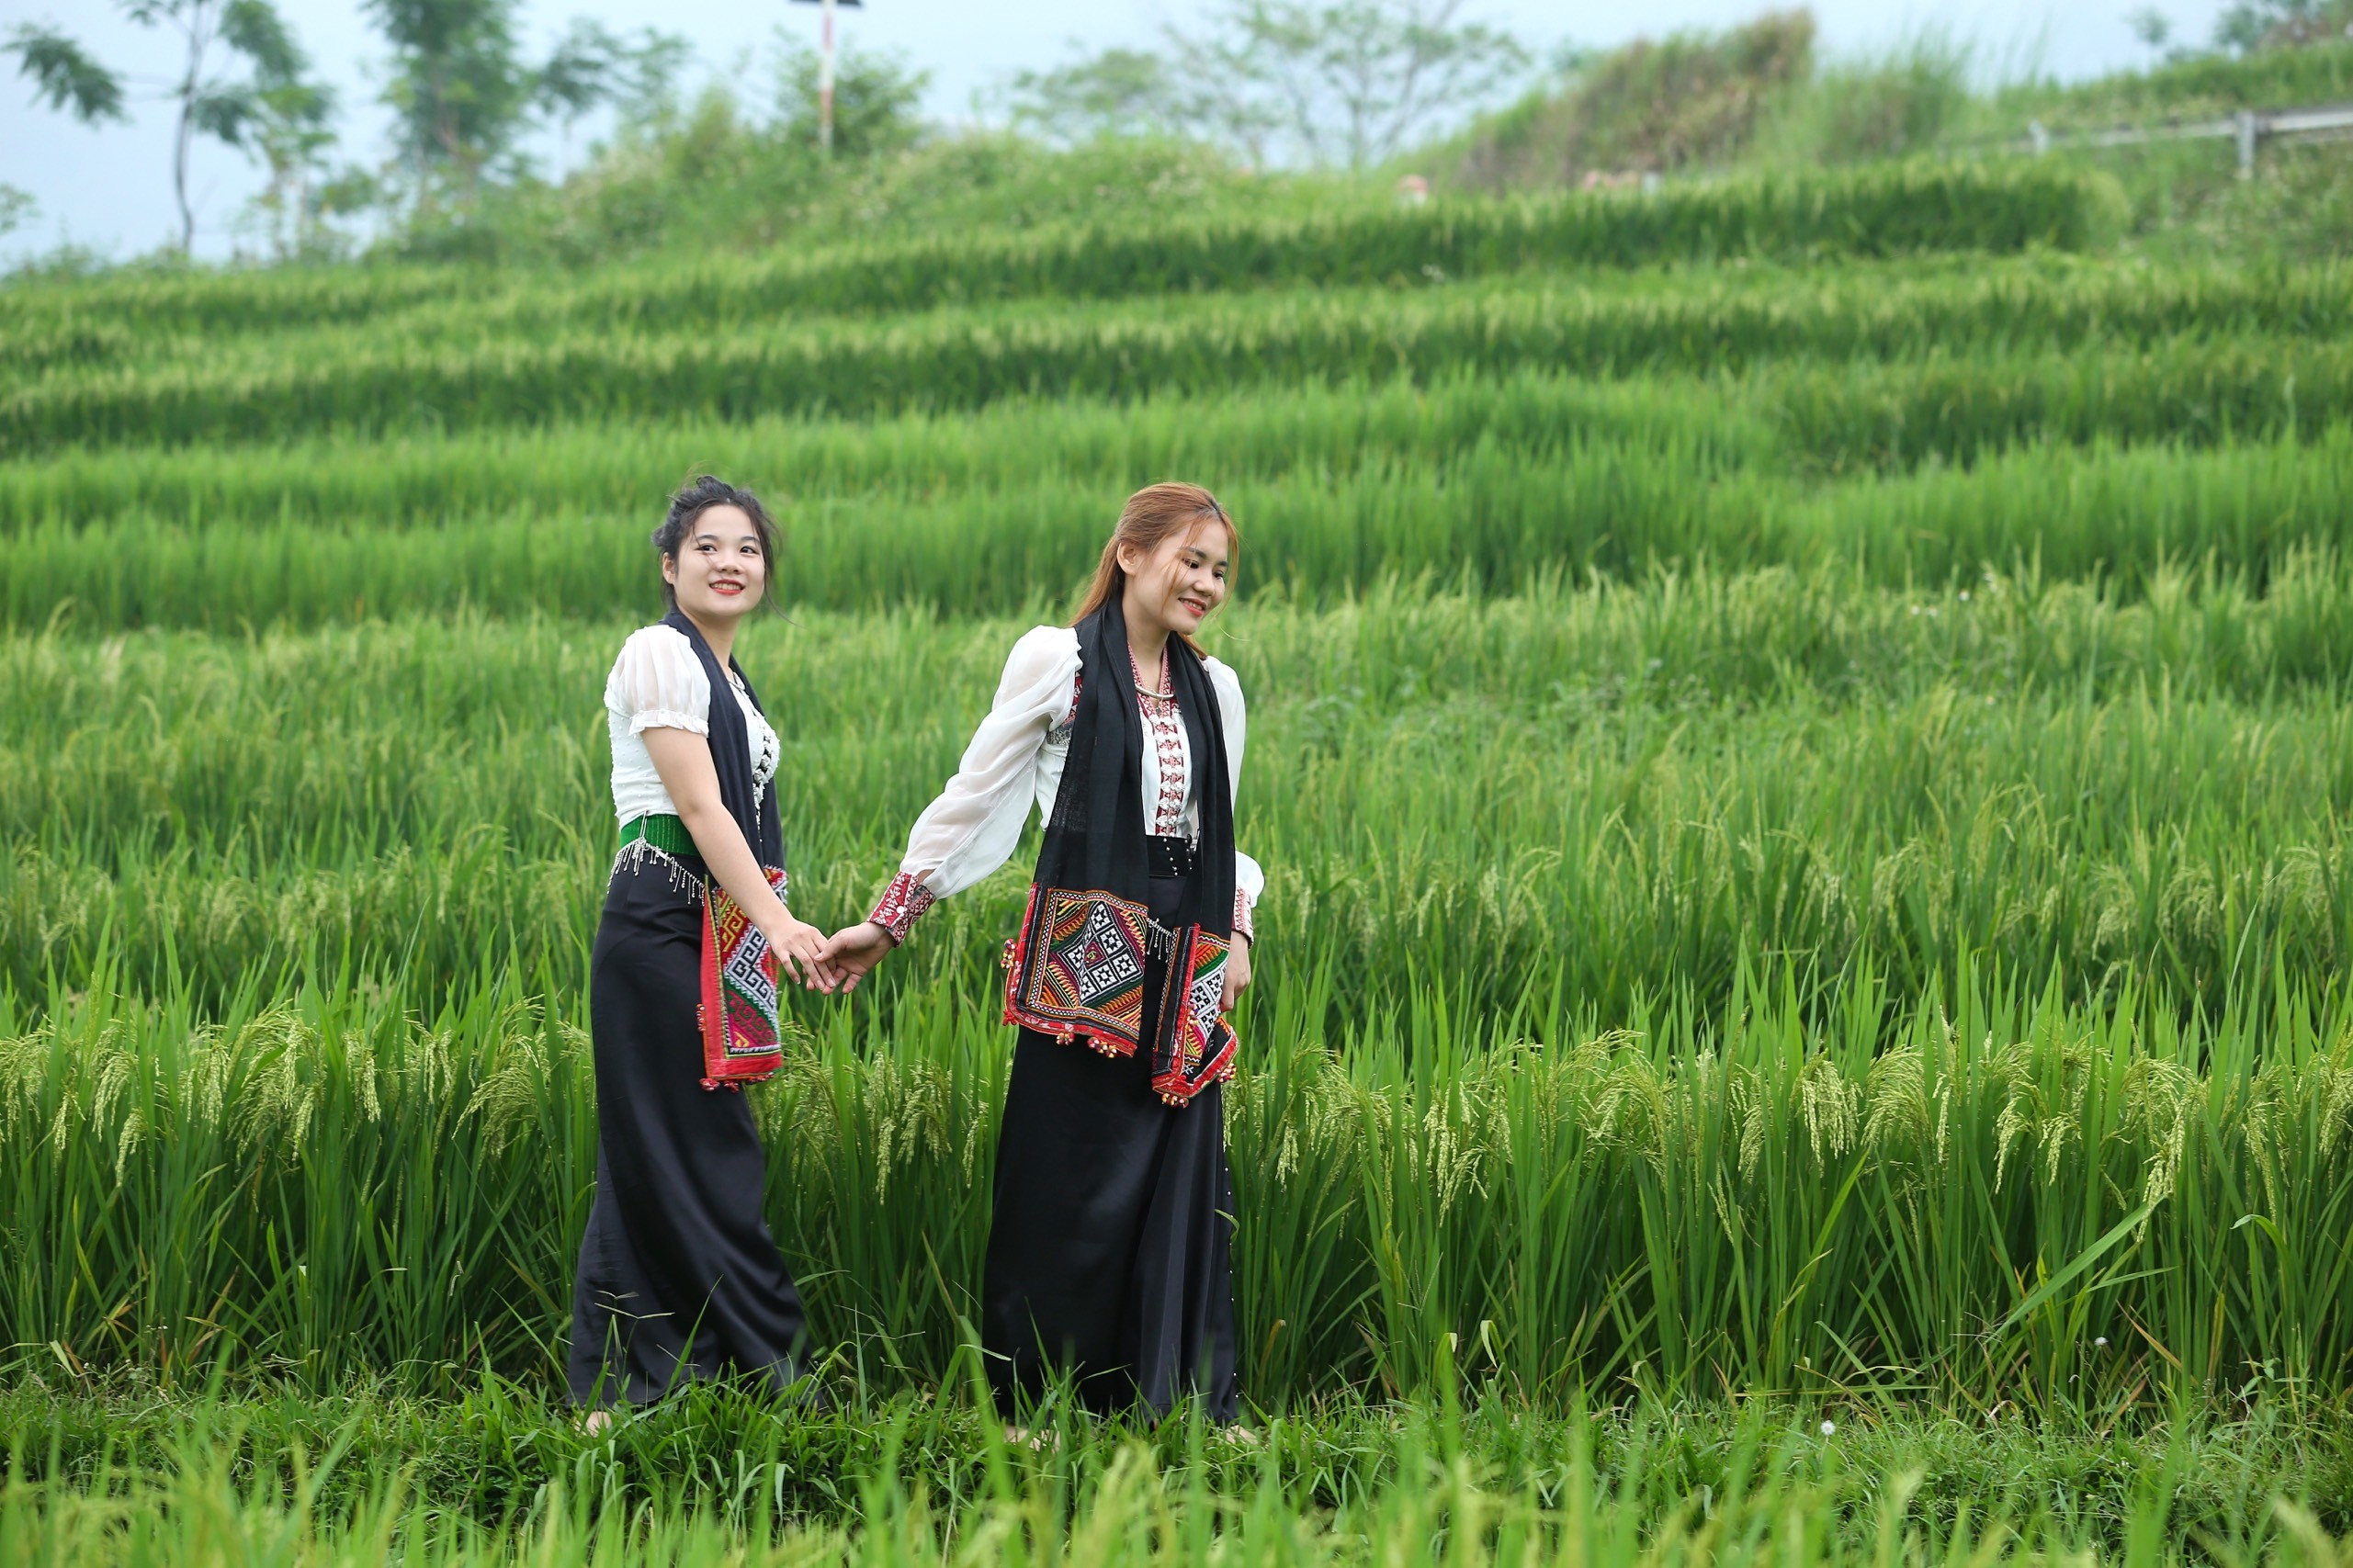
[699,865,790,1089]
[1000,886,1239,1105]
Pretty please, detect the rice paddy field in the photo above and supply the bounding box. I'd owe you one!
[4,161,2353,1562]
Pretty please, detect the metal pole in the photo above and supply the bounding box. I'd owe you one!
[2236,109,2257,178]
[820,0,836,154]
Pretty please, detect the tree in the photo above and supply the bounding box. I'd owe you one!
[1012,0,1530,169]
[204,2,341,259]
[2214,0,2353,51]
[1010,47,1193,146]
[775,38,929,158]
[366,0,532,203]
[6,1,322,252]
[2126,6,2173,54]
[5,24,128,123]
[240,73,339,258]
[366,0,690,209]
[538,17,690,145]
[0,184,33,240]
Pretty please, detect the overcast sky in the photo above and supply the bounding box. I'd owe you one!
[0,0,2234,265]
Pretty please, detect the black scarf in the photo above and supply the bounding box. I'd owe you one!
[1012,597,1237,1104]
[662,609,785,874]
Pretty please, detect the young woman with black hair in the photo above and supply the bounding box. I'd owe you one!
[822,482,1262,1431]
[569,476,837,1426]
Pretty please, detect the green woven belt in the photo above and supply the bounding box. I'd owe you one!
[619,813,697,857]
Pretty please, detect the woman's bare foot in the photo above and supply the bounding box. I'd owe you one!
[1222,1424,1260,1446]
[1002,1425,1060,1450]
[582,1407,614,1438]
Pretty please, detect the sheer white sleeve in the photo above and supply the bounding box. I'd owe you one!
[1205,658,1264,938]
[611,626,710,736]
[868,626,1080,941]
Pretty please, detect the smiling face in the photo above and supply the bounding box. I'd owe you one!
[1118,515,1232,642]
[662,503,769,622]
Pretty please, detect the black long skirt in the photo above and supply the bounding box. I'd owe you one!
[981,872,1240,1423]
[567,846,813,1407]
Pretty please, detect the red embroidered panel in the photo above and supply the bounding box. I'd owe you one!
[699,866,790,1089]
[1001,886,1152,1052]
[1153,926,1238,1106]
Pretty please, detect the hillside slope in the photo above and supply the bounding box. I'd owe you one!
[1428,14,2353,259]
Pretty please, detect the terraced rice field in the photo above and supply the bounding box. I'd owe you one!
[2,161,2349,1562]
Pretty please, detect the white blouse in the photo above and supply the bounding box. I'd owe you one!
[605,625,780,825]
[869,625,1263,940]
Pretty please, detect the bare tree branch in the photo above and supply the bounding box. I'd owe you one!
[1010,0,1530,169]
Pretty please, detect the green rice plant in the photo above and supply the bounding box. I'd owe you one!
[1772,333,2353,472]
[0,434,1752,630]
[92,255,2353,379]
[0,319,130,383]
[3,961,2347,1410]
[0,161,2121,352]
[12,422,2353,630]
[14,568,2353,1021]
[0,269,467,352]
[0,370,1776,536]
[1982,38,2353,134]
[457,159,2118,317]
[5,596,2353,1405]
[8,258,2343,453]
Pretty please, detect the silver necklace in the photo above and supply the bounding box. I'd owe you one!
[1130,645,1171,701]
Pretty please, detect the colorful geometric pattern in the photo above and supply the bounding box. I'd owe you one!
[1154,926,1238,1107]
[698,865,790,1090]
[1001,883,1238,1107]
[1002,886,1152,1053]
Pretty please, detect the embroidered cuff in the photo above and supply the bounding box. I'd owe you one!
[869,872,937,944]
[1233,887,1255,943]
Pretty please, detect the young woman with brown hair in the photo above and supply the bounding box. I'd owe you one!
[822,481,1261,1428]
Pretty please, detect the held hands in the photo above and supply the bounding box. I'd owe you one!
[764,913,842,993]
[818,922,898,994]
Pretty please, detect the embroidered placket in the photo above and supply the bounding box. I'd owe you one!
[1138,687,1188,838]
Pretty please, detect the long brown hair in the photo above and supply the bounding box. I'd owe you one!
[1071,482,1239,656]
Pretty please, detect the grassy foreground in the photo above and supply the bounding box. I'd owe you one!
[3,1382,2349,1566]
